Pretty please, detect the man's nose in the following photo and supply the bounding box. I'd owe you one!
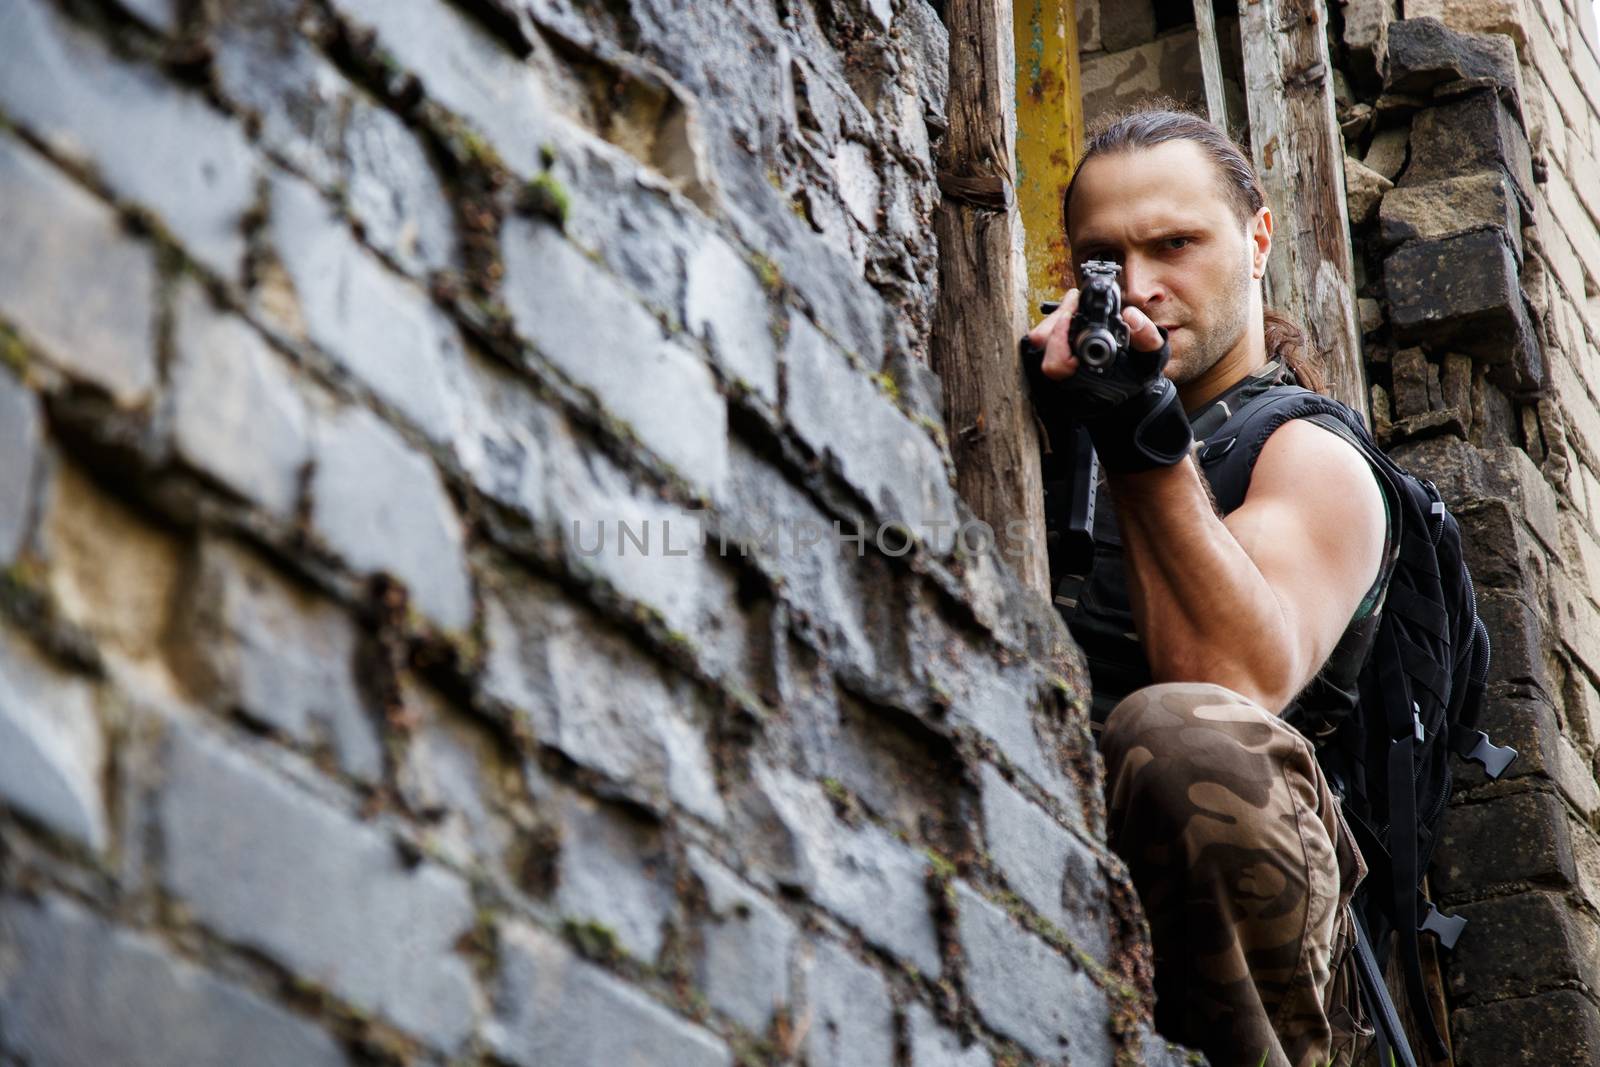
[1121,258,1163,309]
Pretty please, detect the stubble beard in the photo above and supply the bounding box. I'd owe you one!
[1165,253,1254,388]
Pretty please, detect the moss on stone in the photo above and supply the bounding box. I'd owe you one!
[0,321,28,377]
[564,918,624,963]
[751,252,782,293]
[523,173,571,227]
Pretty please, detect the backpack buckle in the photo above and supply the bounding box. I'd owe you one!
[1460,730,1518,779]
[1419,901,1467,950]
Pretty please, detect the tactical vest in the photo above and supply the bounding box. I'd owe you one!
[1054,361,1393,734]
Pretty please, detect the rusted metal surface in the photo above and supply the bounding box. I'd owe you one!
[1012,0,1083,315]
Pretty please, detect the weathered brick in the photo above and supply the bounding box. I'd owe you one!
[0,369,40,565]
[212,0,345,188]
[747,761,943,975]
[309,405,473,632]
[0,0,258,277]
[684,234,780,402]
[342,102,458,278]
[978,764,1111,965]
[1483,445,1563,554]
[1345,155,1393,226]
[500,216,729,495]
[1407,91,1536,211]
[1452,989,1600,1067]
[1448,890,1600,1005]
[268,173,470,446]
[1384,229,1542,390]
[394,680,518,869]
[1344,0,1397,81]
[484,592,724,823]
[1550,578,1600,688]
[326,0,555,174]
[42,464,183,658]
[0,895,348,1067]
[688,847,795,1031]
[553,790,677,963]
[1379,171,1520,256]
[1476,590,1551,696]
[1434,790,1576,899]
[486,920,731,1067]
[1403,0,1529,49]
[785,313,958,537]
[0,135,157,406]
[721,438,879,674]
[955,883,1115,1064]
[1385,18,1523,103]
[171,538,381,783]
[907,1003,993,1067]
[801,938,895,1067]
[170,280,311,520]
[158,724,477,1049]
[0,627,106,850]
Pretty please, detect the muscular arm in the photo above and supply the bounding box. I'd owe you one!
[1025,293,1387,714]
[1110,420,1386,713]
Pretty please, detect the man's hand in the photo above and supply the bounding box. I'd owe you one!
[1023,288,1166,382]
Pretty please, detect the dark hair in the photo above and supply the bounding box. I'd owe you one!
[1062,103,1326,395]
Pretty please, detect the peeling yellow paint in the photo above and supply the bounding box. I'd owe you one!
[1013,0,1084,313]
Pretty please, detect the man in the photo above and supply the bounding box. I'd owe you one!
[1024,109,1389,1067]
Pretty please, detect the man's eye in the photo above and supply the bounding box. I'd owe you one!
[1163,237,1192,251]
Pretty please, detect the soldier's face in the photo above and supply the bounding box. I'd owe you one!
[1066,140,1269,387]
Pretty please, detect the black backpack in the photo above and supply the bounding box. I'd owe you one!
[1198,385,1517,1066]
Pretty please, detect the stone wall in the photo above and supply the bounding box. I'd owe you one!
[1334,4,1600,1063]
[1077,0,1248,134]
[0,1,1183,1064]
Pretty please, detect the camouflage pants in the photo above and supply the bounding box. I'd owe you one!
[1100,683,1367,1067]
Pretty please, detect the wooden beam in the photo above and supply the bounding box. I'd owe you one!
[1240,0,1368,417]
[1192,0,1229,129]
[1013,0,1083,314]
[930,0,1050,595]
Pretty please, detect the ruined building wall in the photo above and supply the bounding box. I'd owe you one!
[0,1,1182,1064]
[1339,3,1600,1064]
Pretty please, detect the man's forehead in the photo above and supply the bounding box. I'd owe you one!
[1068,141,1235,239]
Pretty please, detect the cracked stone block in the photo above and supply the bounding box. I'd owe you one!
[485,594,724,823]
[327,0,555,174]
[396,680,521,868]
[1379,171,1520,257]
[0,135,157,406]
[501,216,729,495]
[1345,155,1393,226]
[212,0,346,188]
[684,234,780,402]
[170,280,311,520]
[1452,989,1600,1066]
[171,538,381,783]
[0,0,258,278]
[0,895,349,1067]
[42,464,183,658]
[269,173,471,446]
[553,791,677,963]
[342,101,458,278]
[1403,0,1529,49]
[978,764,1112,966]
[158,724,477,1050]
[1447,891,1600,1006]
[802,938,895,1067]
[784,314,957,539]
[309,404,473,632]
[908,1003,993,1067]
[0,627,106,850]
[746,761,942,975]
[1343,0,1397,83]
[1383,229,1542,390]
[1406,90,1534,212]
[956,884,1115,1064]
[688,847,795,1031]
[1433,790,1574,900]
[486,921,732,1067]
[1385,17,1522,105]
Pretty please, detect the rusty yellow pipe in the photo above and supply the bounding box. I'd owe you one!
[1013,0,1083,313]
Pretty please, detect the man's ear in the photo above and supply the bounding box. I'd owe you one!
[1249,206,1273,279]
